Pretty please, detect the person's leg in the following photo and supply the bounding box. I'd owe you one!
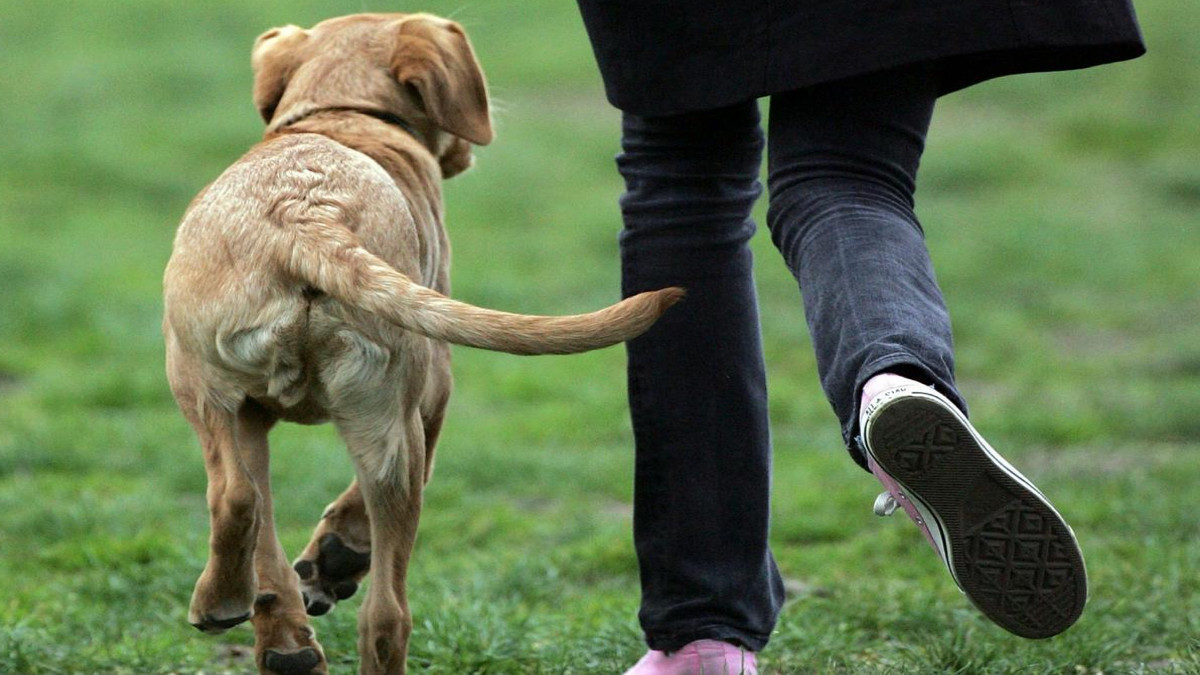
[617,100,784,657]
[766,63,964,465]
[767,65,1087,638]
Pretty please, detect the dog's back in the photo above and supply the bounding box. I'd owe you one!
[165,133,425,418]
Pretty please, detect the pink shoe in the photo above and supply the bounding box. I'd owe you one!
[623,640,758,675]
[859,374,1087,638]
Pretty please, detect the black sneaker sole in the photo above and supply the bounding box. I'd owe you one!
[866,394,1088,639]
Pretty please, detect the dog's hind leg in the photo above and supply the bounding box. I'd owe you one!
[292,479,372,617]
[233,401,329,675]
[338,411,426,675]
[183,399,262,634]
[292,357,450,619]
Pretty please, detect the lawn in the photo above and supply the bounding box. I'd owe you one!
[1,0,1198,673]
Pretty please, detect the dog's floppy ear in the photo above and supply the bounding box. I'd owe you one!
[390,16,494,146]
[251,25,310,124]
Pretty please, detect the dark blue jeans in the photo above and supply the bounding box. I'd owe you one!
[617,64,968,652]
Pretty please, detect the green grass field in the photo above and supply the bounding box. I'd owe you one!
[2,0,1198,673]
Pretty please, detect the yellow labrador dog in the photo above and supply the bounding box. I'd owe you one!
[163,13,681,675]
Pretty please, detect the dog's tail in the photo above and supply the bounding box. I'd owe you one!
[280,222,683,355]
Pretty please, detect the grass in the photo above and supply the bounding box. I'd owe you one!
[1,0,1198,672]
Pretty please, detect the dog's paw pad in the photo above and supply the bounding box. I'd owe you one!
[263,647,323,675]
[293,560,316,581]
[332,581,358,600]
[190,611,251,634]
[293,533,370,616]
[302,593,333,616]
[315,533,370,579]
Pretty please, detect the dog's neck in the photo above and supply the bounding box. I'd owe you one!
[269,105,425,145]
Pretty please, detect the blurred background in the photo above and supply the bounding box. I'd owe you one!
[0,0,1196,672]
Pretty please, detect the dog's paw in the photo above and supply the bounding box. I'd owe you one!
[188,573,256,633]
[293,533,370,616]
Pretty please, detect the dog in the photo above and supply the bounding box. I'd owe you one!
[162,13,681,674]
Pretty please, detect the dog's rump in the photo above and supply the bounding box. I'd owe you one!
[279,218,684,355]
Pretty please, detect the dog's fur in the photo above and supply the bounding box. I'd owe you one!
[163,13,681,674]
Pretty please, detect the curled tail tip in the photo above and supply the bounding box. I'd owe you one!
[650,286,687,311]
[662,286,687,304]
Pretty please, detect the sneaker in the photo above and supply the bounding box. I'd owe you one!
[859,377,1087,638]
[623,640,758,675]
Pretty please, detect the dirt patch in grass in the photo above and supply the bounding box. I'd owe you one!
[0,370,24,395]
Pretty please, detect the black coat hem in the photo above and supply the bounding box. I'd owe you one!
[577,0,1146,117]
[602,40,1146,117]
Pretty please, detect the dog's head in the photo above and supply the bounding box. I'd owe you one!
[252,13,493,178]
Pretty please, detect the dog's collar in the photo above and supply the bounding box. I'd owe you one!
[271,105,421,142]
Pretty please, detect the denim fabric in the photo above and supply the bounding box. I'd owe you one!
[619,102,784,652]
[766,63,967,457]
[615,64,967,651]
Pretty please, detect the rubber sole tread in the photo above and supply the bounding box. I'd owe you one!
[867,396,1087,639]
